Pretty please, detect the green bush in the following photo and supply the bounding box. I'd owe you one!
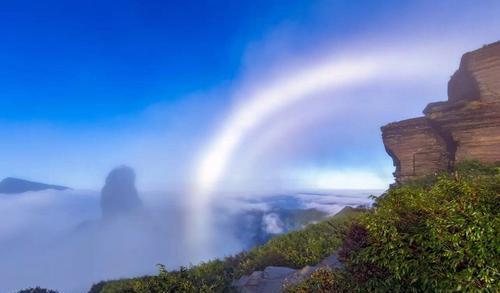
[16,288,58,293]
[346,161,499,292]
[287,161,500,292]
[92,263,232,293]
[234,207,363,277]
[284,268,354,293]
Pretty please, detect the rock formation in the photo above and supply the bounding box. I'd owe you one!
[0,177,69,194]
[382,41,500,183]
[233,254,342,293]
[100,166,143,220]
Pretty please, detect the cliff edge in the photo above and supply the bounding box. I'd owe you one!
[382,41,500,184]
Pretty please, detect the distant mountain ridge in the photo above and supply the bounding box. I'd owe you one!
[0,177,70,194]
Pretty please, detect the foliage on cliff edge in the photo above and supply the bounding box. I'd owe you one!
[288,161,500,292]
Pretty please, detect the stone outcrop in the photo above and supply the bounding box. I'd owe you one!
[382,118,452,183]
[101,166,143,220]
[382,41,500,183]
[233,254,342,293]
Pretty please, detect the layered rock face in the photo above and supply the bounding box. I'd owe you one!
[381,118,451,183]
[382,42,500,183]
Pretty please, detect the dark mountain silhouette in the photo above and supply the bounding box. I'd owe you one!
[0,177,70,194]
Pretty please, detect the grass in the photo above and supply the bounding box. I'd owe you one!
[89,206,365,292]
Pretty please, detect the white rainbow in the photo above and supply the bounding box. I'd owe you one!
[186,47,450,257]
[186,57,381,257]
[195,58,379,199]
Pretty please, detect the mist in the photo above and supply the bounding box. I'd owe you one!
[0,172,375,292]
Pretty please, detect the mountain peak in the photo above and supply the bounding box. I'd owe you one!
[0,177,70,194]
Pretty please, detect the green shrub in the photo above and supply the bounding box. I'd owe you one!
[92,263,233,293]
[454,160,500,178]
[287,161,499,292]
[234,207,363,277]
[284,268,354,293]
[16,288,58,293]
[349,161,500,292]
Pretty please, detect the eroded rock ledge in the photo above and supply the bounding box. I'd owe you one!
[382,41,500,184]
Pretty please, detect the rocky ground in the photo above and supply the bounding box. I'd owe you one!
[233,253,342,293]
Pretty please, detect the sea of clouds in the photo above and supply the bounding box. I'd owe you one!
[0,188,378,293]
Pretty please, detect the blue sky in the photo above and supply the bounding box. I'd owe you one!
[0,0,499,191]
[0,0,312,122]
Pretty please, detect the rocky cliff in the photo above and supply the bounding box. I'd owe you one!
[382,41,500,183]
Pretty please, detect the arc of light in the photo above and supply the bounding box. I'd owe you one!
[185,46,454,259]
[193,57,379,201]
[185,57,381,259]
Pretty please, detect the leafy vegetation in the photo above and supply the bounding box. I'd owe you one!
[233,206,362,277]
[287,160,500,292]
[89,207,363,292]
[16,288,59,293]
